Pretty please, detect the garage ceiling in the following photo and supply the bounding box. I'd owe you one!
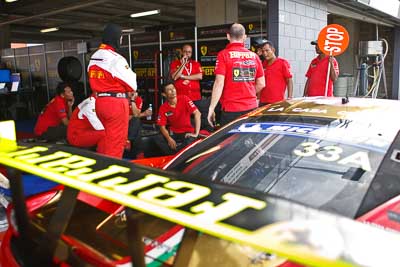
[0,0,266,43]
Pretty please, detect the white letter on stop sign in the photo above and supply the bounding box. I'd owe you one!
[326,27,344,41]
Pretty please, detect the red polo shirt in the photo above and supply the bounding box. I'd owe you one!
[170,59,202,101]
[215,43,264,112]
[34,95,68,136]
[260,57,292,104]
[306,56,339,96]
[157,95,198,134]
[129,96,143,116]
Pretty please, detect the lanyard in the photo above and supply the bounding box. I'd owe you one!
[184,62,192,76]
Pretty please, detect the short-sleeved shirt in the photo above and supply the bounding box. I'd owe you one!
[260,57,293,104]
[305,56,339,97]
[88,44,137,94]
[157,95,198,134]
[215,43,264,112]
[129,96,143,116]
[34,95,68,136]
[170,59,202,101]
[68,97,104,131]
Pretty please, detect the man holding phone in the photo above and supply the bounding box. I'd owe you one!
[170,44,203,104]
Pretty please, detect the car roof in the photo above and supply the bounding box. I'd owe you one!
[253,97,400,126]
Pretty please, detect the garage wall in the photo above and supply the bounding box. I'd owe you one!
[269,0,328,97]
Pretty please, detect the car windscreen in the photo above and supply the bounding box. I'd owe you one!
[169,115,393,218]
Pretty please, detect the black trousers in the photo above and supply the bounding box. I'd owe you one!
[154,132,197,156]
[220,108,255,126]
[40,124,67,142]
[126,117,142,159]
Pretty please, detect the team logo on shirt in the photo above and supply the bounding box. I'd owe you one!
[165,111,173,117]
[201,46,208,56]
[232,67,256,82]
[89,70,105,79]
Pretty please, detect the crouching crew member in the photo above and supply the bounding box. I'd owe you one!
[88,23,137,158]
[67,97,105,148]
[34,82,74,141]
[155,83,201,155]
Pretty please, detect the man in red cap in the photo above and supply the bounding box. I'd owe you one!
[67,97,105,148]
[170,44,203,104]
[207,23,265,126]
[34,82,74,141]
[88,23,137,158]
[304,40,339,97]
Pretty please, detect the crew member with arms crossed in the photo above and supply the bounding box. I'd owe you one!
[155,83,201,155]
[170,44,203,105]
[88,23,137,158]
[207,23,265,126]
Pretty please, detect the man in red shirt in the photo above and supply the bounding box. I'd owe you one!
[207,23,265,126]
[126,92,152,159]
[67,97,105,148]
[34,82,74,141]
[155,83,201,155]
[170,44,203,103]
[304,40,339,97]
[259,41,293,105]
[88,23,137,158]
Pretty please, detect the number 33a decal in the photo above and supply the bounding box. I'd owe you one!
[293,142,371,172]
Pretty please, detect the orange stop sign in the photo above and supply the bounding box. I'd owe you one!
[317,24,349,56]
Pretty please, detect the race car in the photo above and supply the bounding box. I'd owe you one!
[1,97,400,267]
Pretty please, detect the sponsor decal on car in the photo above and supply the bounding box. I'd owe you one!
[229,122,389,152]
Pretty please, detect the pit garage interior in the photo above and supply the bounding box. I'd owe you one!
[2,1,400,266]
[1,0,400,123]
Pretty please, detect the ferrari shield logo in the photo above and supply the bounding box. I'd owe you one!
[169,32,175,40]
[234,69,240,77]
[201,46,207,56]
[248,23,254,31]
[133,50,139,60]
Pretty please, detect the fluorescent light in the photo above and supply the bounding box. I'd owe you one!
[40,27,59,33]
[5,0,18,2]
[130,9,160,18]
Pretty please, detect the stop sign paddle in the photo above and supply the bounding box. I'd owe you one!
[317,24,349,56]
[317,24,349,96]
